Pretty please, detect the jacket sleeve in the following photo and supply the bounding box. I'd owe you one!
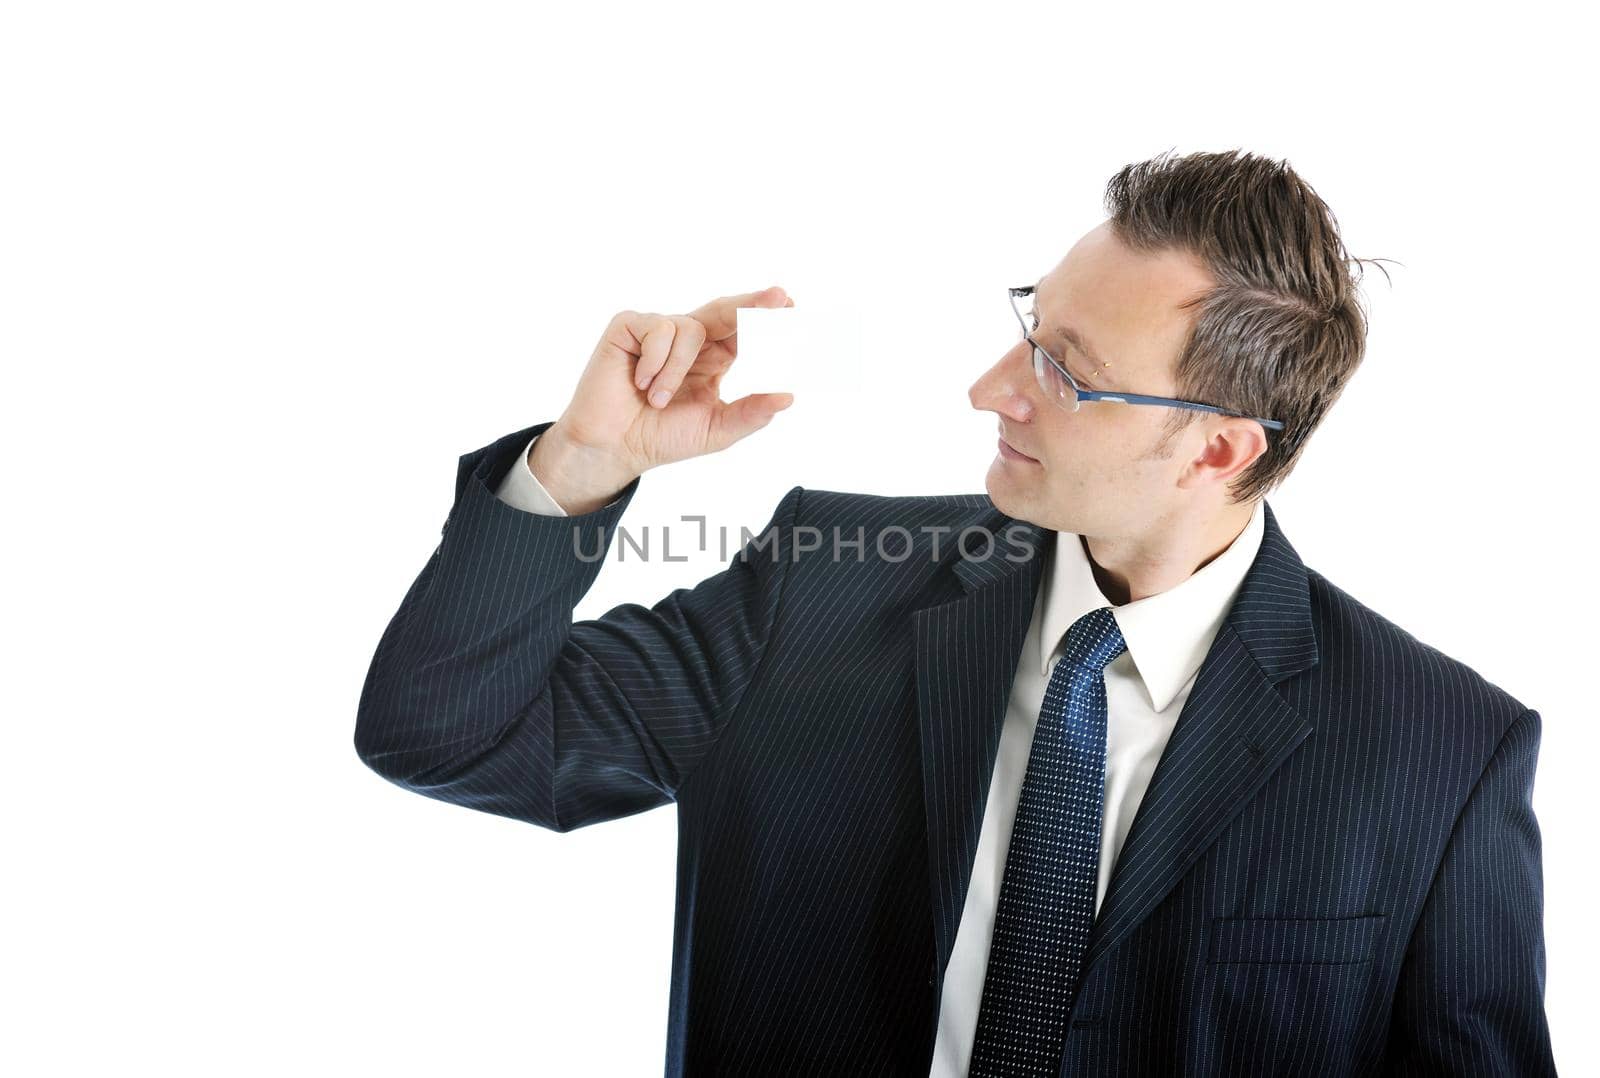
[1381,706,1557,1075]
[354,419,804,832]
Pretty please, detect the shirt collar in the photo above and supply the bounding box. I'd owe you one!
[1035,499,1266,712]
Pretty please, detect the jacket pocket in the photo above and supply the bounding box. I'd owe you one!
[1208,913,1387,965]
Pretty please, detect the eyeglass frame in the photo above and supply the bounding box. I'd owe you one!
[1008,284,1285,432]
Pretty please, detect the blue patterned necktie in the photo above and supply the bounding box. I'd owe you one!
[968,606,1127,1077]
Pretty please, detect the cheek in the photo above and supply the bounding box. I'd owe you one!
[1087,409,1158,455]
[1031,413,1083,459]
[1034,417,1144,481]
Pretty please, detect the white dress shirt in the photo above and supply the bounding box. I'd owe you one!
[493,432,1266,1076]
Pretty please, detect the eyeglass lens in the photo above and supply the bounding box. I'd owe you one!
[1015,290,1075,410]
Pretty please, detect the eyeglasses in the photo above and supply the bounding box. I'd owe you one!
[1008,285,1285,432]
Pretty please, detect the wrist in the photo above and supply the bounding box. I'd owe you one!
[530,423,639,515]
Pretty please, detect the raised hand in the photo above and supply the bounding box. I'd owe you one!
[529,286,796,514]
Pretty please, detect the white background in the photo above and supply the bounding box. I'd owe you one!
[5,2,1595,1074]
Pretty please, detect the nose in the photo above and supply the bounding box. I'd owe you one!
[969,339,1036,421]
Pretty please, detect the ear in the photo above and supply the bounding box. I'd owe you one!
[1185,418,1269,488]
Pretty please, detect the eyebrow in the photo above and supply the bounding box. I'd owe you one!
[1032,276,1115,388]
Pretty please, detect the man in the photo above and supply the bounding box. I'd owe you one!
[355,149,1555,1075]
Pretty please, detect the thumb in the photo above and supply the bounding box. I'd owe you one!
[708,391,794,451]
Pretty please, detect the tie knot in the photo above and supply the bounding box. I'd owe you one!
[1057,606,1126,673]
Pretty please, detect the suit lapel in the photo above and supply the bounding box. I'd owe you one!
[912,511,1048,1006]
[1081,500,1319,973]
[912,499,1320,1004]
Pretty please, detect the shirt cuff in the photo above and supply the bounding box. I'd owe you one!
[492,432,570,516]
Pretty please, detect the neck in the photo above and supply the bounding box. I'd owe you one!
[1080,501,1255,605]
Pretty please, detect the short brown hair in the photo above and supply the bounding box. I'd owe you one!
[1104,148,1385,504]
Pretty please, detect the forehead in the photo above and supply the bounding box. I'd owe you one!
[1035,222,1215,379]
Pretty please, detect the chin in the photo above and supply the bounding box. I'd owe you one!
[982,469,1022,515]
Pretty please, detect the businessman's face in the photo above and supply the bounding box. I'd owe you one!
[968,221,1221,537]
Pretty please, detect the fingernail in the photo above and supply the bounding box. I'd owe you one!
[650,388,670,408]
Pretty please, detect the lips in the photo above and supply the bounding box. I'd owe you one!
[998,435,1039,463]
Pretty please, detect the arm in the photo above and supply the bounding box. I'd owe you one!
[1382,706,1556,1075]
[354,419,803,832]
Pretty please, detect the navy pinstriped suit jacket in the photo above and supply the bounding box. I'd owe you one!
[356,420,1556,1076]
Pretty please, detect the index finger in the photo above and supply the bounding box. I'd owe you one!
[687,285,794,341]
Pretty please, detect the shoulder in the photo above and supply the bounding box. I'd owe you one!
[747,485,1025,588]
[763,486,1005,542]
[785,486,997,523]
[1302,565,1531,738]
